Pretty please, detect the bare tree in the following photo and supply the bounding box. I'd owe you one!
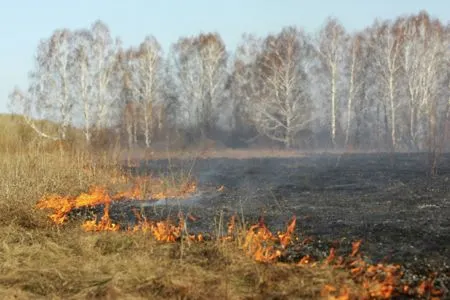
[405,13,446,174]
[443,26,450,153]
[90,22,121,131]
[171,33,228,138]
[230,34,264,142]
[10,29,76,141]
[115,49,137,149]
[241,27,313,149]
[73,30,95,143]
[70,21,121,144]
[317,18,347,148]
[126,36,163,148]
[369,21,404,151]
[344,34,364,148]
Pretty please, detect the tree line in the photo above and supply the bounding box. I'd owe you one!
[9,11,450,161]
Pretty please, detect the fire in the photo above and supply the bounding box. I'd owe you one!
[243,219,446,299]
[320,242,447,299]
[36,194,73,224]
[129,210,191,243]
[151,221,182,242]
[321,284,351,300]
[278,216,296,248]
[75,186,111,208]
[350,240,362,257]
[148,179,197,200]
[36,177,446,299]
[36,186,113,225]
[326,248,336,264]
[298,255,312,265]
[82,203,120,232]
[36,175,197,227]
[112,184,142,200]
[416,275,444,299]
[243,216,297,263]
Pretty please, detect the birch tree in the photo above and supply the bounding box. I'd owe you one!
[352,32,376,150]
[70,21,120,144]
[317,18,347,148]
[248,27,313,149]
[171,33,228,138]
[443,25,450,153]
[90,21,121,130]
[73,30,95,143]
[344,34,364,148]
[230,34,263,140]
[404,14,446,174]
[402,12,447,160]
[116,48,137,149]
[370,21,404,151]
[126,36,163,148]
[9,29,76,140]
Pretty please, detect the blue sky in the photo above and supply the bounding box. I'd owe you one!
[0,0,449,113]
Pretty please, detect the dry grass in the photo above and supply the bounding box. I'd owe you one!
[0,116,363,299]
[0,153,358,299]
[0,222,359,299]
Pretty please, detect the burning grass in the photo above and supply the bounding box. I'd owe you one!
[37,180,446,300]
[0,149,447,299]
[36,174,196,227]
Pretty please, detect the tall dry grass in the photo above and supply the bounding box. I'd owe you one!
[0,115,357,299]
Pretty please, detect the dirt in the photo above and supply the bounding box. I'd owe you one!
[104,152,450,292]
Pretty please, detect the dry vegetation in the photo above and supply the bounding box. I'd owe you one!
[0,116,445,299]
[0,116,353,299]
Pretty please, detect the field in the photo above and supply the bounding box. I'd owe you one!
[0,123,448,300]
[127,152,450,289]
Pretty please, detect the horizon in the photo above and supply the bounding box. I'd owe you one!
[1,0,449,113]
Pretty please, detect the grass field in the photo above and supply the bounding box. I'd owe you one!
[0,115,443,299]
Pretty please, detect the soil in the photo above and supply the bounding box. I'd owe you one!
[106,152,450,292]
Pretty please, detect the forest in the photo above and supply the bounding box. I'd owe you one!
[9,11,450,157]
[1,10,449,299]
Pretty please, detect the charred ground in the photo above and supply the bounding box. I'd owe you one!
[118,152,450,290]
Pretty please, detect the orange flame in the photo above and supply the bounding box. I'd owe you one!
[351,240,362,257]
[326,248,336,264]
[318,241,445,300]
[82,203,119,232]
[298,255,312,265]
[278,216,296,249]
[243,216,297,263]
[112,184,142,200]
[36,195,73,224]
[37,180,446,300]
[151,221,181,242]
[75,186,111,208]
[321,284,351,300]
[36,175,197,227]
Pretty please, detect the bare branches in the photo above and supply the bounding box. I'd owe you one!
[171,33,228,138]
[9,88,60,141]
[235,28,314,149]
[6,12,450,160]
[317,18,347,148]
[125,36,163,148]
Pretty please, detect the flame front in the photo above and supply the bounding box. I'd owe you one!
[243,216,296,263]
[36,175,197,228]
[82,203,120,232]
[35,177,445,299]
[36,195,73,224]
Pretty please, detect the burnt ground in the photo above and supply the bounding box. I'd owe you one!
[106,152,449,290]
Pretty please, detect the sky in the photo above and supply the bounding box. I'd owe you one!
[0,0,449,113]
